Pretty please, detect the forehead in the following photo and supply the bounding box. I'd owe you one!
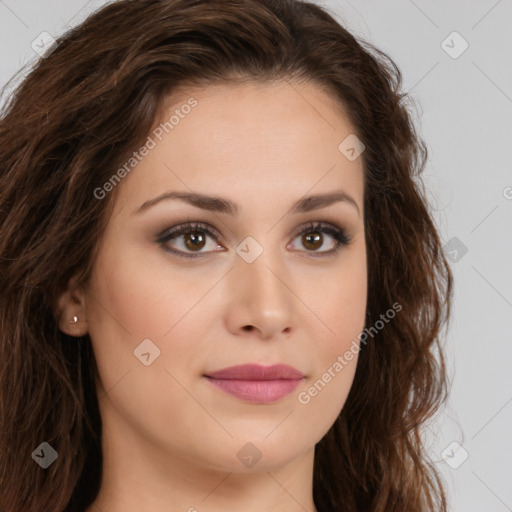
[113,80,364,217]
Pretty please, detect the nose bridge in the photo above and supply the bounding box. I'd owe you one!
[237,242,288,301]
[231,238,294,335]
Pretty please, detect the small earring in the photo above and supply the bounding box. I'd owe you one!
[70,315,78,324]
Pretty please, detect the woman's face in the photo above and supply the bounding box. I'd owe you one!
[77,80,367,473]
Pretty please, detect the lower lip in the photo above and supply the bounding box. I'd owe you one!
[204,377,303,403]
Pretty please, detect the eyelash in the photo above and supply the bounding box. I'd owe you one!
[156,220,351,260]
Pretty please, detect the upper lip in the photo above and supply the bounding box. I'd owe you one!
[204,364,304,380]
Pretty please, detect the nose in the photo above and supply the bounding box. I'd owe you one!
[224,247,296,341]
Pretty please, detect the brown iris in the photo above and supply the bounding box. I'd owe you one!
[302,231,322,251]
[184,232,206,251]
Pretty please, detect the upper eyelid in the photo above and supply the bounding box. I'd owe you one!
[157,221,222,242]
[157,220,347,245]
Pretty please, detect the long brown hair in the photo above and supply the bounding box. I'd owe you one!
[0,1,453,510]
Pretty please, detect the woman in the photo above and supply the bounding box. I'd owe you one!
[0,0,453,510]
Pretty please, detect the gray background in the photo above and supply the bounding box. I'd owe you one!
[1,1,511,510]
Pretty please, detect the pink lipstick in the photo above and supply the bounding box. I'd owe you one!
[204,364,304,404]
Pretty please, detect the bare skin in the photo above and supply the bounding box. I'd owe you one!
[58,79,367,512]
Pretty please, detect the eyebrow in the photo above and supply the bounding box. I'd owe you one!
[133,189,360,217]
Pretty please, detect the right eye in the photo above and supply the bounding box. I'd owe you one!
[157,221,225,259]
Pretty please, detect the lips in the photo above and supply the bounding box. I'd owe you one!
[205,364,304,380]
[204,364,305,403]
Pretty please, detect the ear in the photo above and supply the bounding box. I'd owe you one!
[54,276,89,337]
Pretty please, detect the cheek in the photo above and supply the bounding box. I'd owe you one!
[85,240,228,398]
[85,247,211,440]
[332,242,367,332]
[302,241,367,349]
[87,243,213,341]
[297,296,364,439]
[296,246,367,423]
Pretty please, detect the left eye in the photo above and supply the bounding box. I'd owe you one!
[157,221,351,259]
[289,221,350,255]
